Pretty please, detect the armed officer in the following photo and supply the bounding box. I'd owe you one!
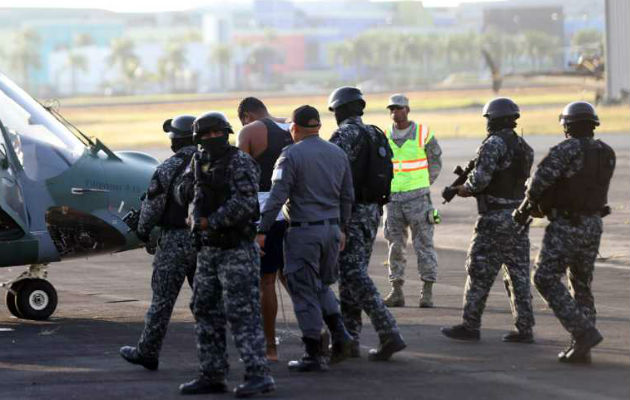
[175,112,275,397]
[328,87,406,361]
[441,98,535,343]
[257,105,354,372]
[237,96,293,362]
[120,115,197,371]
[523,102,615,363]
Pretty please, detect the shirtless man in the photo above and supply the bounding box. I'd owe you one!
[237,97,292,361]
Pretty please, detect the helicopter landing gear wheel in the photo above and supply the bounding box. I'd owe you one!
[14,279,57,320]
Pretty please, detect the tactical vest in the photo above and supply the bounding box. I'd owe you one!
[480,130,532,200]
[543,138,615,214]
[201,147,238,217]
[159,150,195,229]
[386,123,432,193]
[194,147,257,248]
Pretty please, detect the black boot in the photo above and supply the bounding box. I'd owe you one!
[367,332,406,361]
[440,324,480,341]
[564,328,602,363]
[179,374,228,395]
[288,337,328,372]
[502,329,534,343]
[558,339,592,364]
[119,346,158,370]
[323,314,353,364]
[234,375,275,398]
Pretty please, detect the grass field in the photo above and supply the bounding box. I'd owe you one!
[56,85,630,148]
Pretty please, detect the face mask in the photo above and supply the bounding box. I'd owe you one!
[200,134,229,158]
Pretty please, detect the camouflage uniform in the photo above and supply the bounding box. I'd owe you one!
[529,138,611,337]
[135,145,197,359]
[384,126,442,284]
[461,130,534,333]
[330,116,399,340]
[178,148,269,379]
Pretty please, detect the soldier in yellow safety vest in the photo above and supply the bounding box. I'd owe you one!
[382,94,442,308]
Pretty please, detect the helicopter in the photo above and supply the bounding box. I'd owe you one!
[0,72,159,320]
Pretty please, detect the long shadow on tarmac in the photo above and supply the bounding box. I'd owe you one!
[1,316,628,400]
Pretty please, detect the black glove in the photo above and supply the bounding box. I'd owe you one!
[136,230,150,244]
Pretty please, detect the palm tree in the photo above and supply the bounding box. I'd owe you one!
[157,42,187,92]
[66,51,87,95]
[246,44,280,84]
[107,38,140,92]
[9,29,41,91]
[73,33,94,47]
[210,44,232,90]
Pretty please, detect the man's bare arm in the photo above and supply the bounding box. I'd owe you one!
[237,121,268,158]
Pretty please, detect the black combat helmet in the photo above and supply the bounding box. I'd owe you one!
[482,97,520,120]
[163,115,195,140]
[559,101,600,126]
[192,111,233,144]
[328,86,366,111]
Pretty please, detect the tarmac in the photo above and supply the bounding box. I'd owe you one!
[1,134,628,399]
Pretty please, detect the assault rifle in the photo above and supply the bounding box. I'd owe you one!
[190,150,210,251]
[122,208,140,233]
[441,159,475,204]
[512,198,534,227]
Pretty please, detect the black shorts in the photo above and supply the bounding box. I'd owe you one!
[260,220,288,275]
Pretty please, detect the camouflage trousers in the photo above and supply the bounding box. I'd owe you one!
[533,215,602,337]
[192,241,269,378]
[384,194,438,283]
[137,229,196,359]
[462,210,534,332]
[339,203,399,340]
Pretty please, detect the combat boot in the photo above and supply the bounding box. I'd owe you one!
[502,329,534,343]
[179,374,228,395]
[234,375,275,398]
[288,337,329,372]
[563,327,602,363]
[558,340,592,364]
[119,346,158,371]
[367,331,407,361]
[419,281,434,308]
[440,324,480,341]
[323,314,353,364]
[383,281,405,307]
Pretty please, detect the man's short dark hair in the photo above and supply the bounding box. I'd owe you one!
[237,97,267,119]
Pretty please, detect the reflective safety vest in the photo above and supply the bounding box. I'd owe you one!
[386,123,433,193]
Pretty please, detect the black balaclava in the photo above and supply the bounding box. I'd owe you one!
[170,138,193,153]
[486,116,517,134]
[334,100,365,126]
[564,121,595,139]
[200,132,230,159]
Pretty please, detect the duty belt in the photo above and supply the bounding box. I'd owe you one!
[548,206,610,221]
[478,202,518,214]
[290,218,339,228]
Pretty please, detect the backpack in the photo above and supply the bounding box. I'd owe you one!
[351,124,394,205]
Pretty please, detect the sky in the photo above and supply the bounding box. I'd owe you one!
[0,0,503,13]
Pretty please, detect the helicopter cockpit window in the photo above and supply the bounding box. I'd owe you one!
[0,74,85,181]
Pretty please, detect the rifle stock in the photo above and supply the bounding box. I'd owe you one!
[441,159,475,204]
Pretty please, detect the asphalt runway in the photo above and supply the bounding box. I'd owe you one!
[1,134,628,399]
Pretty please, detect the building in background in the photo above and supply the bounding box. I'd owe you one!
[0,0,623,97]
[605,0,630,102]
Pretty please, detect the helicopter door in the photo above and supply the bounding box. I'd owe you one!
[0,120,28,240]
